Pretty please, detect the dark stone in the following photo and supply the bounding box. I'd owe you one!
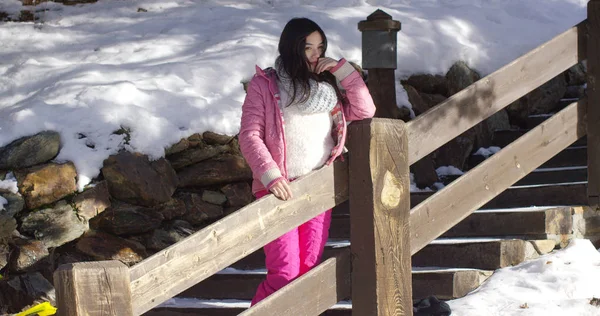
[152,198,187,220]
[177,154,252,188]
[202,190,227,206]
[433,131,476,170]
[221,182,253,207]
[76,230,147,265]
[446,61,481,96]
[564,85,585,99]
[72,181,111,220]
[203,131,234,145]
[404,85,430,116]
[20,201,87,248]
[411,154,439,189]
[89,202,163,235]
[187,133,204,147]
[145,228,187,251]
[165,138,190,156]
[0,272,55,313]
[396,106,413,122]
[0,243,8,271]
[0,214,16,240]
[102,152,178,207]
[179,192,223,225]
[167,144,231,170]
[507,74,567,126]
[0,131,60,169]
[15,162,77,210]
[565,63,586,86]
[401,74,449,96]
[0,190,24,218]
[9,239,49,272]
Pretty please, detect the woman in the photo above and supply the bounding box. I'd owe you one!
[239,17,375,305]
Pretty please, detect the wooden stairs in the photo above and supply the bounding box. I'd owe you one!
[145,110,594,315]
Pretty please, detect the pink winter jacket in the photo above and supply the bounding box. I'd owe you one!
[239,58,376,194]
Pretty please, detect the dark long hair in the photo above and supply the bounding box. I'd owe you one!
[276,18,344,106]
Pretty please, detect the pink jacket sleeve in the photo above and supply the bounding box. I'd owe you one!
[238,77,281,185]
[331,58,376,121]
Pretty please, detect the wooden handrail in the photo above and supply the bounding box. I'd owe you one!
[409,99,587,254]
[129,160,349,315]
[406,21,588,166]
[240,250,351,315]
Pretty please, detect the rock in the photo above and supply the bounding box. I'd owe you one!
[404,85,430,116]
[221,182,253,207]
[90,202,163,235]
[179,193,223,225]
[401,74,449,96]
[229,137,242,156]
[20,201,87,248]
[411,154,439,189]
[396,106,413,122]
[145,228,187,251]
[484,109,511,132]
[564,85,585,99]
[187,133,204,147]
[0,243,8,270]
[0,214,16,240]
[0,131,60,170]
[167,144,231,170]
[202,190,227,206]
[72,181,111,220]
[565,63,586,86]
[0,272,55,313]
[76,231,147,265]
[178,154,252,188]
[507,74,567,126]
[203,131,234,145]
[102,152,178,207]
[165,219,195,237]
[10,239,49,272]
[0,191,24,218]
[433,132,476,170]
[165,138,190,156]
[15,162,77,210]
[152,198,186,220]
[446,61,481,96]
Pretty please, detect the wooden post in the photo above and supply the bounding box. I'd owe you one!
[54,261,133,316]
[348,119,413,316]
[358,10,402,119]
[588,0,600,207]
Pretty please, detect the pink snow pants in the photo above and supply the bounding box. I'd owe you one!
[251,189,332,306]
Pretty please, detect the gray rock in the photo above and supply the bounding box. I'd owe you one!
[221,182,253,207]
[434,131,476,170]
[179,192,223,225]
[0,272,55,313]
[187,133,204,147]
[0,191,24,218]
[73,181,111,220]
[20,201,88,248]
[165,138,190,156]
[565,63,586,86]
[401,74,449,96]
[177,154,252,188]
[89,202,163,235]
[0,214,17,240]
[203,131,234,145]
[0,243,8,271]
[102,152,178,207]
[202,190,227,206]
[76,230,147,265]
[145,228,187,251]
[15,162,77,210]
[564,85,585,99]
[9,239,49,272]
[0,131,60,169]
[167,144,231,170]
[152,198,186,220]
[507,74,567,126]
[446,61,481,96]
[411,154,439,189]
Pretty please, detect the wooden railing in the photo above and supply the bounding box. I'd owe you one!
[53,2,599,315]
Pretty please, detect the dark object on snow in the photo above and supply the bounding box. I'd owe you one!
[413,296,452,316]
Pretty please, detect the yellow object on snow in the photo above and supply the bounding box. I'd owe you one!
[15,302,57,316]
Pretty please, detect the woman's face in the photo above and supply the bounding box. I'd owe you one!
[305,31,324,72]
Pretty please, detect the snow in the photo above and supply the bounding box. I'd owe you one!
[0,0,588,189]
[436,166,464,176]
[449,239,600,316]
[474,146,502,157]
[0,196,6,211]
[0,172,18,194]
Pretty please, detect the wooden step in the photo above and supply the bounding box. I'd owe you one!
[176,269,491,301]
[229,239,555,271]
[468,146,587,169]
[441,167,587,186]
[492,130,586,148]
[329,207,572,240]
[145,305,351,316]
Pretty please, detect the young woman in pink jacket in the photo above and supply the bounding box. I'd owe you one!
[239,17,376,305]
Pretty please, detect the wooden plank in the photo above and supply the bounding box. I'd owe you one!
[443,167,588,186]
[129,160,349,315]
[347,119,412,316]
[54,260,132,316]
[410,100,587,255]
[406,22,587,165]
[468,146,588,170]
[145,307,352,316]
[588,1,600,206]
[412,270,492,300]
[369,68,398,118]
[492,130,586,148]
[239,251,351,316]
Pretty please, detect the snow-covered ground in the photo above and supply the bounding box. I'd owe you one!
[0,0,588,189]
